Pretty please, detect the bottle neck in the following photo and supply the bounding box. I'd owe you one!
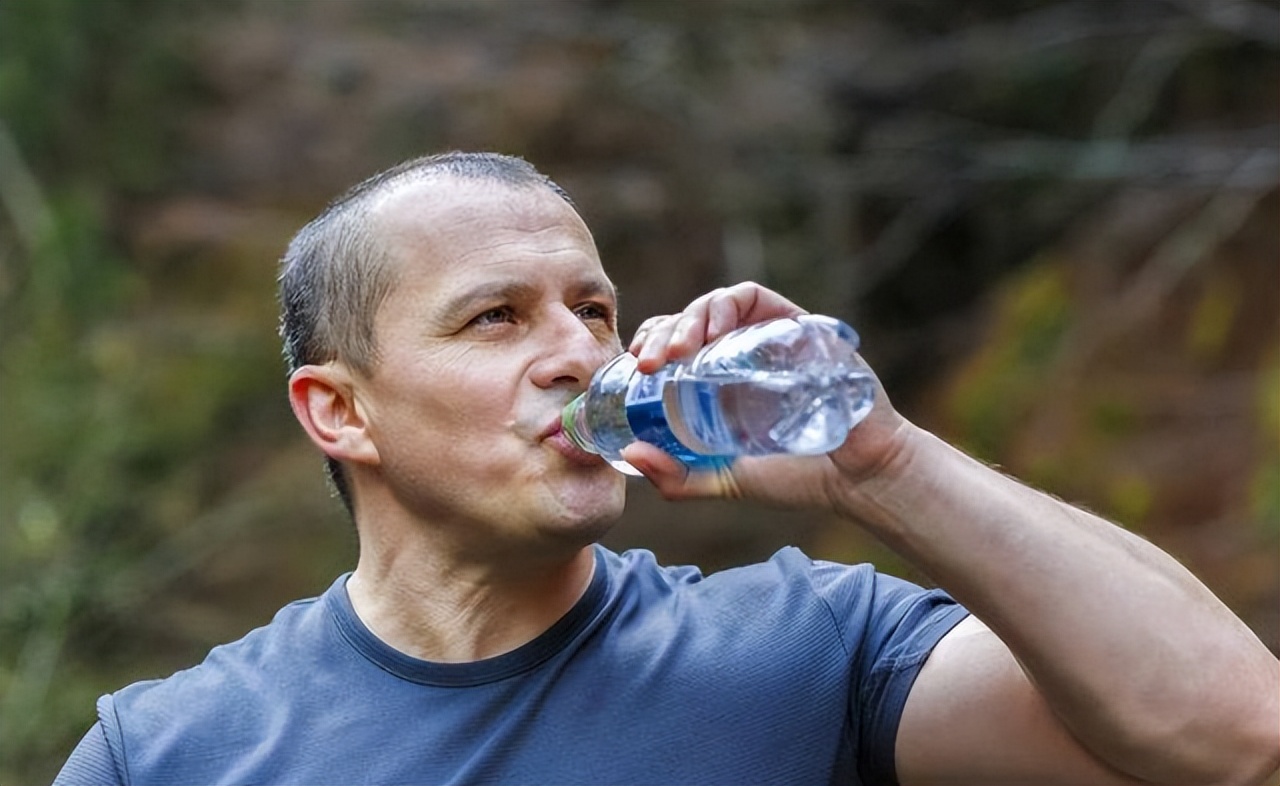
[560,394,598,454]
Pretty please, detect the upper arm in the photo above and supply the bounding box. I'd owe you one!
[895,616,1148,786]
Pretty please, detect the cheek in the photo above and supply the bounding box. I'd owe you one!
[422,387,499,427]
[407,359,520,430]
[439,384,518,439]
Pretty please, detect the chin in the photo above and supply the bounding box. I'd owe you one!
[541,515,618,554]
[543,478,626,543]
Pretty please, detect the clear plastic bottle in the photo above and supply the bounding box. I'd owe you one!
[561,314,876,473]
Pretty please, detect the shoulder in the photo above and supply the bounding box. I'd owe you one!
[662,545,884,607]
[602,545,881,640]
[604,544,872,596]
[609,546,963,655]
[606,543,864,586]
[114,591,327,710]
[99,585,337,778]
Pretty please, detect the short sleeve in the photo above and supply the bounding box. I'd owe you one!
[807,558,969,786]
[53,721,125,786]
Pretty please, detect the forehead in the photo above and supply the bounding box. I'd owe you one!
[370,176,606,289]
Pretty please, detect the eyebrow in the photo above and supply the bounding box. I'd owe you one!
[437,277,618,320]
[439,281,534,318]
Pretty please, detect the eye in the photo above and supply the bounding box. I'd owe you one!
[574,302,613,323]
[468,306,516,327]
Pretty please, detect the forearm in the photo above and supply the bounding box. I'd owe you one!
[839,424,1280,784]
[621,283,1278,780]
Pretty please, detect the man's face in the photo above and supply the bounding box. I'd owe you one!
[350,177,627,553]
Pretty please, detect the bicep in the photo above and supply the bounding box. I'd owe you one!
[895,616,1148,786]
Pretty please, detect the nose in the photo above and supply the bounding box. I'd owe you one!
[529,307,619,392]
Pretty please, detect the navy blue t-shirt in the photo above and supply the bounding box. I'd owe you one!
[55,546,967,785]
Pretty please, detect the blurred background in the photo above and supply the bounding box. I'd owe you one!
[1,0,1277,780]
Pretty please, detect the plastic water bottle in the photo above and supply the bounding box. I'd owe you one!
[561,314,876,473]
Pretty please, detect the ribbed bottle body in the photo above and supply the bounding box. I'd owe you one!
[562,315,874,472]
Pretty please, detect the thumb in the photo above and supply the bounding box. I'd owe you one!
[620,443,744,501]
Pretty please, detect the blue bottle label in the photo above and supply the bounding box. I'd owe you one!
[624,372,727,471]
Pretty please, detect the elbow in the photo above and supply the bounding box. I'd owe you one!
[1238,755,1280,786]
[1199,661,1280,786]
[1207,741,1278,786]
[1186,733,1278,786]
[1211,716,1279,786]
[1116,725,1278,786]
[1116,645,1280,785]
[1123,691,1279,785]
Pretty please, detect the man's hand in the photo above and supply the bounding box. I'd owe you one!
[620,281,912,515]
[627,281,806,372]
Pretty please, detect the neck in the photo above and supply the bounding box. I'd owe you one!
[345,523,597,663]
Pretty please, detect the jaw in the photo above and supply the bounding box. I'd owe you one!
[347,444,627,567]
[507,456,625,552]
[540,466,627,538]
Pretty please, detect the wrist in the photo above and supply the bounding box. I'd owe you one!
[824,421,948,531]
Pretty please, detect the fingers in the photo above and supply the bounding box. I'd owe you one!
[631,315,685,372]
[705,294,743,344]
[629,282,807,373]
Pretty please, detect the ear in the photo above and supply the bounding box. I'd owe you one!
[288,364,381,467]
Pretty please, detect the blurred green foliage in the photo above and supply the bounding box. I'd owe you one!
[0,0,200,187]
[946,259,1073,461]
[0,0,268,776]
[1255,357,1280,533]
[1,0,1276,782]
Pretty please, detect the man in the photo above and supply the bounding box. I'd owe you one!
[57,152,1278,785]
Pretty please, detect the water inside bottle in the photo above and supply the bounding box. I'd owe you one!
[667,369,875,456]
[566,314,875,472]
